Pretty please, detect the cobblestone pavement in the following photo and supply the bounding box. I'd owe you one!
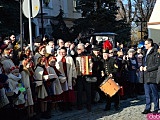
[42,95,156,120]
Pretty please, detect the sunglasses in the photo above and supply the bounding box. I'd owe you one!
[77,48,81,50]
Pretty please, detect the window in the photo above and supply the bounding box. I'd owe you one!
[73,0,81,12]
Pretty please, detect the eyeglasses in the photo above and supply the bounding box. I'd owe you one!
[77,48,81,50]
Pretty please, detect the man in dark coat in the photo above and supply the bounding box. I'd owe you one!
[75,43,92,112]
[91,45,103,103]
[101,49,120,111]
[140,38,160,114]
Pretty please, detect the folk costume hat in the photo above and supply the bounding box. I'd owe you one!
[103,40,113,50]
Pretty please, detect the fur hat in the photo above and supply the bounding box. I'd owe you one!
[10,66,19,73]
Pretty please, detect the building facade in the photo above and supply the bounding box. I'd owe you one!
[29,0,81,39]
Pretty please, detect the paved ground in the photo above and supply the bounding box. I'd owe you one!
[41,94,154,120]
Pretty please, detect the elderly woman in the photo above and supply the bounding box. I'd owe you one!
[123,48,138,98]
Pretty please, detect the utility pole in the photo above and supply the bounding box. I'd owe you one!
[40,0,44,38]
[20,0,23,51]
[15,0,23,51]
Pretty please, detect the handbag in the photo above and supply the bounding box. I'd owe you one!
[86,77,97,82]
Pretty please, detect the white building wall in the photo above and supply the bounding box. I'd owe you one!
[148,0,160,44]
[33,0,81,37]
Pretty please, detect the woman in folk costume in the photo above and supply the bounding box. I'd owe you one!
[21,58,35,118]
[1,48,15,74]
[7,66,25,108]
[47,56,64,102]
[34,56,51,119]
[34,45,46,67]
[56,47,77,110]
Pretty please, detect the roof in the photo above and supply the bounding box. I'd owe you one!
[148,0,160,25]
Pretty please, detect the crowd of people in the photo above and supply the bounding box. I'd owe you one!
[0,34,160,120]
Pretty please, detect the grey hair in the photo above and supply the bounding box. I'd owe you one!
[77,43,85,52]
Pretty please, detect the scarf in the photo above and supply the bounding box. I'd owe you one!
[53,66,61,76]
[61,56,67,77]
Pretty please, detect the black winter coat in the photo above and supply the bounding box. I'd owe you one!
[139,47,160,83]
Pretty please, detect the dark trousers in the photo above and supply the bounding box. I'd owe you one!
[105,92,120,109]
[76,76,91,107]
[144,83,159,111]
